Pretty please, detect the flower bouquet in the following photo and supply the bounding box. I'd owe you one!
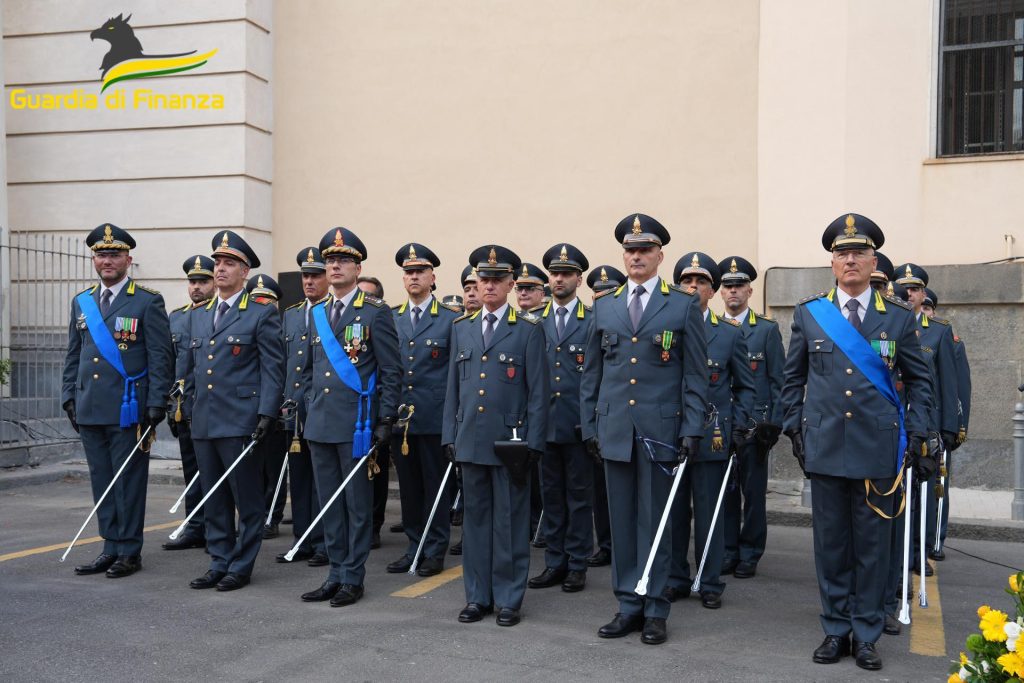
[950,572,1024,682]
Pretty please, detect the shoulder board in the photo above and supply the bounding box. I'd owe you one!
[79,285,98,295]
[285,300,305,311]
[362,295,385,308]
[519,314,539,324]
[454,310,480,323]
[391,303,403,311]
[439,302,462,313]
[929,316,950,326]
[594,289,615,300]
[798,291,828,305]
[882,294,912,310]
[667,284,694,296]
[176,302,192,312]
[135,284,160,295]
[528,304,546,313]
[754,311,776,323]
[725,318,740,327]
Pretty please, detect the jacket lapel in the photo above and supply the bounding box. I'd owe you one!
[409,299,434,341]
[636,280,668,333]
[859,304,886,340]
[705,315,719,346]
[559,305,580,343]
[211,298,242,338]
[483,311,513,353]
[103,281,132,320]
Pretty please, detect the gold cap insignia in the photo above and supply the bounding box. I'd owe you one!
[306,249,315,263]
[559,245,568,262]
[844,214,857,237]
[690,253,700,268]
[257,275,265,288]
[521,264,529,277]
[220,231,230,247]
[488,248,497,265]
[103,225,114,243]
[194,256,202,269]
[409,244,417,260]
[632,215,642,235]
[887,281,895,296]
[599,267,608,282]
[905,264,913,279]
[334,229,344,247]
[729,258,738,273]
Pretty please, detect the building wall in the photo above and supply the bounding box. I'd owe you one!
[273,0,761,301]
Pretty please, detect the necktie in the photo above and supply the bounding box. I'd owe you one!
[214,301,229,331]
[556,306,567,339]
[846,299,862,332]
[330,300,344,333]
[483,313,497,348]
[629,286,645,332]
[412,306,421,329]
[100,289,112,316]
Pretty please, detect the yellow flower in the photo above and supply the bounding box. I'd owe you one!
[978,605,991,618]
[1012,574,1020,593]
[998,651,1024,677]
[981,609,1009,642]
[946,674,961,683]
[960,651,968,666]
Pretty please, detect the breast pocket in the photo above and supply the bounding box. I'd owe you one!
[456,348,473,380]
[651,333,678,364]
[498,353,522,384]
[749,351,765,373]
[808,340,834,375]
[600,332,618,360]
[707,358,723,384]
[225,334,254,361]
[425,338,448,363]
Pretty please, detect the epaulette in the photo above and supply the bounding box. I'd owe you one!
[883,294,912,310]
[929,316,951,326]
[454,310,480,323]
[284,300,305,311]
[176,302,192,312]
[798,292,828,305]
[755,311,776,323]
[528,304,546,313]
[440,302,462,313]
[135,284,160,295]
[667,283,694,296]
[362,295,385,308]
[594,289,616,300]
[80,285,98,295]
[519,314,539,324]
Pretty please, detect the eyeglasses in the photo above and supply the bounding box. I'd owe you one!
[515,285,541,292]
[326,256,356,265]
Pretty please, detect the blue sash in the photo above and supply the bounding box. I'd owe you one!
[76,289,148,428]
[806,297,906,473]
[311,301,376,458]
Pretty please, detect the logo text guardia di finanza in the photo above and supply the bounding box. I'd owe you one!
[9,13,222,110]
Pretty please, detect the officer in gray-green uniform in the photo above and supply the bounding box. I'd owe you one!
[668,252,754,609]
[718,256,784,579]
[162,255,215,551]
[580,215,708,646]
[62,224,174,578]
[515,261,548,542]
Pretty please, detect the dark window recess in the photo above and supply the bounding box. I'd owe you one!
[939,0,1024,156]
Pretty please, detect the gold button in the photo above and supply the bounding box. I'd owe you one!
[408,356,414,361]
[295,366,301,372]
[407,370,414,376]
[630,378,637,385]
[206,369,212,375]
[207,384,213,390]
[209,340,215,346]
[482,355,488,362]
[294,382,300,388]
[556,347,561,352]
[845,390,853,397]
[815,345,820,350]
[301,335,306,340]
[555,391,561,397]
[554,376,561,382]
[478,389,485,396]
[325,371,331,377]
[208,354,214,360]
[629,399,636,406]
[92,357,99,363]
[324,388,330,394]
[845,412,853,418]
[297,350,303,356]
[846,368,853,375]
[92,373,99,379]
[630,358,637,364]
[409,341,415,346]
[480,373,486,379]
[478,406,485,413]
[407,385,413,390]
[631,337,638,343]
[555,362,561,368]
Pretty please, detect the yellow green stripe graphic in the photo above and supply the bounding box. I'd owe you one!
[101,49,217,92]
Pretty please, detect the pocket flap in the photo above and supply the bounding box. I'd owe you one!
[876,415,899,430]
[456,348,473,361]
[225,334,253,345]
[595,402,609,416]
[504,413,523,427]
[601,333,618,347]
[660,403,681,418]
[236,385,258,398]
[808,340,833,353]
[425,338,448,348]
[189,338,202,348]
[802,411,822,428]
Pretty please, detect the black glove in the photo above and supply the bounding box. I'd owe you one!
[166,411,179,438]
[253,414,274,443]
[730,429,749,450]
[915,453,938,481]
[62,399,79,434]
[443,443,457,463]
[677,436,701,463]
[584,437,602,464]
[940,431,958,454]
[755,422,782,452]
[528,449,543,467]
[786,430,806,476]
[143,407,165,434]
[905,432,927,472]
[373,418,394,457]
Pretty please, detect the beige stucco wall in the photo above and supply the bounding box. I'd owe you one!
[273,0,761,302]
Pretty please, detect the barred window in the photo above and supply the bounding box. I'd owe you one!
[939,0,1024,156]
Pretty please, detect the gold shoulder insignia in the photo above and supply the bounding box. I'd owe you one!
[362,296,385,308]
[755,312,777,323]
[930,316,951,326]
[519,313,539,324]
[176,302,192,312]
[882,294,912,310]
[594,289,616,300]
[284,300,305,311]
[528,304,546,313]
[391,303,403,311]
[667,283,695,296]
[454,310,479,323]
[80,285,97,295]
[135,284,161,295]
[798,292,828,305]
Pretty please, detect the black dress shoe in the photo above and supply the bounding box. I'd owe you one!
[162,534,205,551]
[190,570,226,589]
[450,509,463,527]
[458,603,493,623]
[416,557,444,577]
[597,613,643,638]
[215,573,250,592]
[587,548,611,567]
[528,566,568,589]
[329,583,364,607]
[105,555,141,578]
[307,552,329,567]
[733,561,757,579]
[262,524,279,540]
[641,617,667,645]
[562,570,586,592]
[301,581,341,602]
[370,531,381,550]
[720,558,739,575]
[929,549,946,561]
[812,635,851,664]
[74,553,116,575]
[700,592,722,609]
[449,539,463,556]
[883,613,902,636]
[387,554,414,573]
[854,641,883,670]
[389,522,404,533]
[912,562,935,577]
[496,607,521,627]
[278,549,313,563]
[662,586,690,603]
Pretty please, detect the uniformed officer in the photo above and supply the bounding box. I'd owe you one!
[386,243,461,578]
[527,244,594,594]
[895,263,959,574]
[461,266,481,315]
[870,251,895,291]
[247,274,282,304]
[717,256,783,580]
[442,245,549,627]
[582,264,626,568]
[782,214,934,670]
[668,253,754,609]
[442,294,465,313]
[162,255,215,551]
[515,262,547,315]
[449,267,481,558]
[580,214,708,645]
[184,230,285,592]
[276,247,330,567]
[62,224,174,578]
[299,227,400,607]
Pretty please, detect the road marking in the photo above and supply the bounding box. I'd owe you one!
[0,521,180,563]
[391,565,463,598]
[910,570,947,657]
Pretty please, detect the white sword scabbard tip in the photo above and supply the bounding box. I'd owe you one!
[690,579,701,593]
[168,529,181,540]
[283,551,296,562]
[407,567,417,576]
[898,608,911,625]
[169,503,180,514]
[634,579,648,596]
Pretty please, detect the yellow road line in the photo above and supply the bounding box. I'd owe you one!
[391,565,463,598]
[910,569,947,657]
[0,521,180,563]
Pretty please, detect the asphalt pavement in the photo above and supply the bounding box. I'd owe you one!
[1,477,1020,682]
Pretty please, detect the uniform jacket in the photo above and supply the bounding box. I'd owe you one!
[185,291,285,439]
[282,299,321,429]
[954,334,971,433]
[168,300,207,421]
[735,310,785,427]
[781,288,934,479]
[538,299,593,444]
[441,305,549,463]
[392,295,461,435]
[917,314,960,435]
[698,310,755,461]
[580,277,709,462]
[302,289,401,444]
[62,279,173,427]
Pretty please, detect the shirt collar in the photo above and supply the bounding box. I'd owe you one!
[725,308,749,322]
[408,295,433,314]
[482,302,508,322]
[835,286,872,313]
[100,276,129,299]
[332,286,359,309]
[218,288,244,308]
[554,297,578,314]
[627,274,660,298]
